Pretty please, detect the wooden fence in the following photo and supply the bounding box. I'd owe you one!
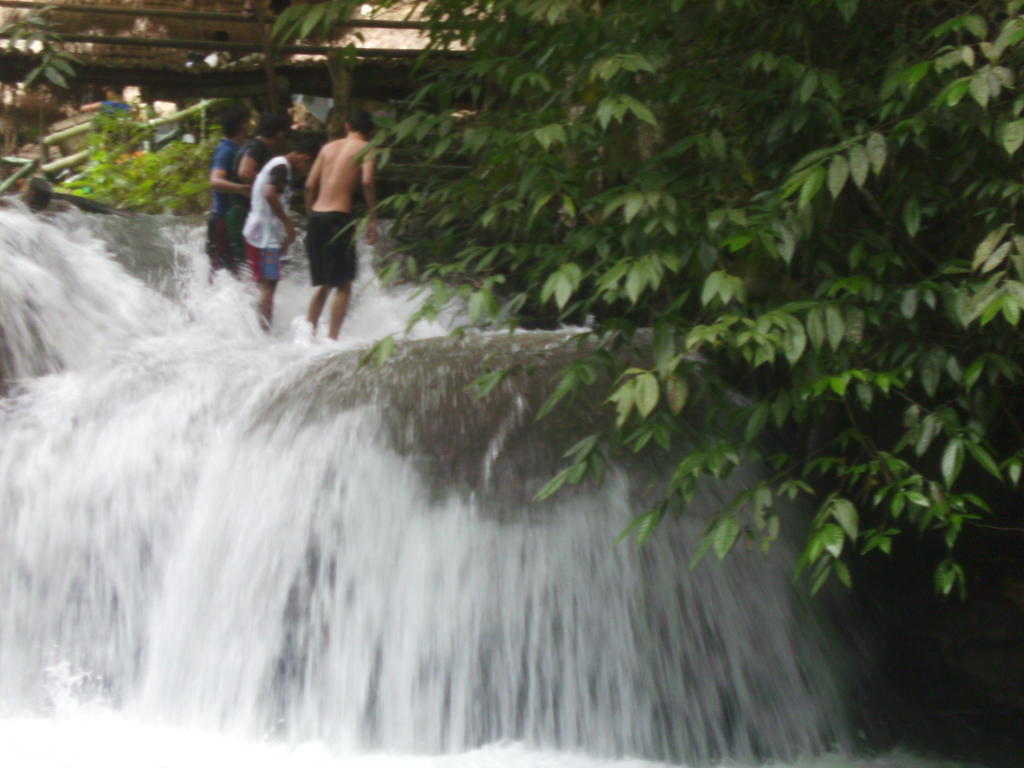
[0,97,226,194]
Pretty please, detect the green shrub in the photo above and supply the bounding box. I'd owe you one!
[60,114,214,214]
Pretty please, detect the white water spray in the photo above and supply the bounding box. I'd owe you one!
[0,209,980,768]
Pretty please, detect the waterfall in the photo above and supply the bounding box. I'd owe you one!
[0,207,973,768]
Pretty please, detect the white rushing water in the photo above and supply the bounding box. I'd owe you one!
[0,206,987,768]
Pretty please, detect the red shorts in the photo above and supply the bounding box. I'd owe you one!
[246,242,282,282]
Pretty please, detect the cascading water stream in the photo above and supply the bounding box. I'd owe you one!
[0,206,984,767]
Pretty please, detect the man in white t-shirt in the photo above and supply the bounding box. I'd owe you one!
[242,139,318,330]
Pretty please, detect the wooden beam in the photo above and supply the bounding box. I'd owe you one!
[255,0,278,112]
[0,1,435,30]
[3,32,437,57]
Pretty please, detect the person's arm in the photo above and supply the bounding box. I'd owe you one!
[209,168,250,195]
[237,153,259,185]
[361,148,378,244]
[265,165,296,251]
[304,151,324,212]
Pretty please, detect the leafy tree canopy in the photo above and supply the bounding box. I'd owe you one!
[292,0,1024,595]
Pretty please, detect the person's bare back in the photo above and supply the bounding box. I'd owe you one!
[306,135,371,213]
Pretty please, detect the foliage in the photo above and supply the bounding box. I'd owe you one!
[59,115,215,214]
[302,0,1024,594]
[0,4,79,89]
[273,0,362,42]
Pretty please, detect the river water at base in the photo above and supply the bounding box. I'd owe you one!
[0,206,991,768]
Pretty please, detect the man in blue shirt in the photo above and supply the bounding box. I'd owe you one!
[81,85,132,115]
[225,113,290,274]
[207,105,252,274]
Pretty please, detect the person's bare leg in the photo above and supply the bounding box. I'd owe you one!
[327,282,353,340]
[258,280,277,332]
[306,285,331,332]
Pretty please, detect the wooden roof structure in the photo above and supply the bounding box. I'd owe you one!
[0,1,440,103]
[1,1,268,61]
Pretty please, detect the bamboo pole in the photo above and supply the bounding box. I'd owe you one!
[40,148,87,174]
[0,157,35,193]
[41,99,227,148]
[41,120,91,146]
[145,98,226,129]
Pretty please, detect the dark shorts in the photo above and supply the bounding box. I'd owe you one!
[224,205,248,270]
[306,211,356,287]
[206,213,237,273]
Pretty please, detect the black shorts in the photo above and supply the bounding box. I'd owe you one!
[306,211,357,287]
[206,212,238,273]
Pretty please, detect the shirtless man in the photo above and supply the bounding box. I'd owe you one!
[304,109,378,340]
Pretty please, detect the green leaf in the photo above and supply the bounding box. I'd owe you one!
[623,192,645,223]
[935,559,964,597]
[634,373,660,417]
[712,516,741,559]
[1001,119,1024,155]
[901,288,919,319]
[827,154,849,198]
[920,347,944,397]
[533,123,567,150]
[535,466,573,501]
[369,335,394,369]
[833,559,853,588]
[806,307,826,351]
[965,14,988,40]
[1008,458,1022,486]
[836,0,858,24]
[820,523,845,558]
[825,304,845,350]
[798,165,826,209]
[903,197,921,238]
[783,319,807,364]
[298,1,327,38]
[536,369,578,420]
[468,290,487,324]
[616,505,664,545]
[830,498,859,540]
[43,66,67,88]
[470,368,510,400]
[745,402,769,441]
[973,226,1009,271]
[865,132,886,175]
[969,72,990,108]
[965,441,1003,480]
[942,438,965,487]
[620,94,658,126]
[849,144,869,187]
[701,270,723,306]
[608,378,636,426]
[915,413,939,456]
[799,70,818,102]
